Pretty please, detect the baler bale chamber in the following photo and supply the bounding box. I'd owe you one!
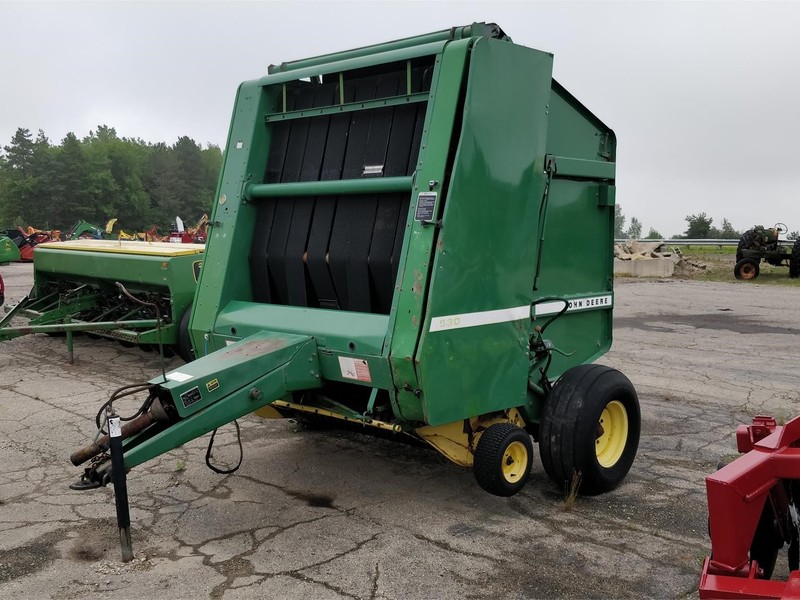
[72,23,640,498]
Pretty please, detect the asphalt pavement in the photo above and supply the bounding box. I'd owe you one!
[2,261,800,599]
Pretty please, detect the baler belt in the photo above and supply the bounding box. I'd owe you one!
[284,84,337,306]
[306,82,356,309]
[267,86,316,304]
[250,89,296,303]
[251,65,431,314]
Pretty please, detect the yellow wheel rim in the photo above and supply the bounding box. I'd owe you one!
[501,441,528,483]
[595,400,628,468]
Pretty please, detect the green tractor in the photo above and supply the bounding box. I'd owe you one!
[734,223,800,280]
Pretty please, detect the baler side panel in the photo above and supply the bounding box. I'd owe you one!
[387,40,474,422]
[190,81,277,356]
[532,83,617,380]
[415,39,554,426]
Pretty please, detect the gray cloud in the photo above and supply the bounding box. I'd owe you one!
[2,1,798,236]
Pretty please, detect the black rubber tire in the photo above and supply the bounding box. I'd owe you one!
[734,258,760,280]
[540,364,640,496]
[750,500,783,579]
[176,303,194,363]
[790,239,800,279]
[473,423,533,497]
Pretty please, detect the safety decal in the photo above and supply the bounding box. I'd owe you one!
[180,386,202,408]
[338,357,372,383]
[414,192,437,221]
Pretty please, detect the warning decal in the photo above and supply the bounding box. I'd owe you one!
[338,357,372,383]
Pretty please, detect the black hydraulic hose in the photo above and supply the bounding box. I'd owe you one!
[205,421,243,475]
[94,382,155,432]
[115,282,166,382]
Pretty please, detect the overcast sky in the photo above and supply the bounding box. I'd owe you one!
[2,0,799,237]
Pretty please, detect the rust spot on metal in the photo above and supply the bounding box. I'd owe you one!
[225,338,289,357]
[411,315,419,327]
[411,269,423,296]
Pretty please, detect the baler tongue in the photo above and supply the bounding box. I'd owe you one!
[72,330,320,478]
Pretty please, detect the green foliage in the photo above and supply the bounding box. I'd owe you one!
[681,213,741,239]
[625,217,642,239]
[614,204,625,238]
[0,126,222,231]
[718,218,740,239]
[788,231,799,241]
[644,227,662,239]
[684,212,713,238]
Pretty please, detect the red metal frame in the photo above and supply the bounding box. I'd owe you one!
[700,415,800,599]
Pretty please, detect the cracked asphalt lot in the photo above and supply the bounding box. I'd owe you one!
[2,262,800,599]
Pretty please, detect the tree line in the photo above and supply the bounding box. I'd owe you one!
[0,126,222,233]
[615,206,751,240]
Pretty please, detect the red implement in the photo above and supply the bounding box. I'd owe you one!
[701,416,800,599]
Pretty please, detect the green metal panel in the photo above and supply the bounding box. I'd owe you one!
[267,23,504,75]
[33,246,201,321]
[386,38,473,422]
[246,176,413,199]
[414,38,554,426]
[117,331,321,469]
[214,302,388,355]
[553,157,615,180]
[547,80,616,161]
[0,236,20,263]
[213,302,394,389]
[530,177,615,382]
[189,80,276,354]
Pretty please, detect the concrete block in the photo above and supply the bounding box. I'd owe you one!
[614,257,675,277]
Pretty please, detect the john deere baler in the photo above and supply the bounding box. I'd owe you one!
[73,23,639,499]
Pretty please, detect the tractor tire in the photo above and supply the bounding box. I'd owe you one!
[790,240,800,279]
[176,303,194,363]
[473,423,533,497]
[540,364,640,496]
[737,230,759,262]
[734,258,760,280]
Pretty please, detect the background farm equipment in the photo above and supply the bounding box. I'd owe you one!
[168,214,209,244]
[0,239,203,361]
[0,228,59,261]
[700,416,800,599]
[734,223,800,280]
[0,235,21,263]
[69,23,639,549]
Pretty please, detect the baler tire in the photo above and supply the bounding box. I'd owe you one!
[176,303,194,363]
[473,423,533,497]
[790,240,800,279]
[734,258,760,281]
[539,364,640,496]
